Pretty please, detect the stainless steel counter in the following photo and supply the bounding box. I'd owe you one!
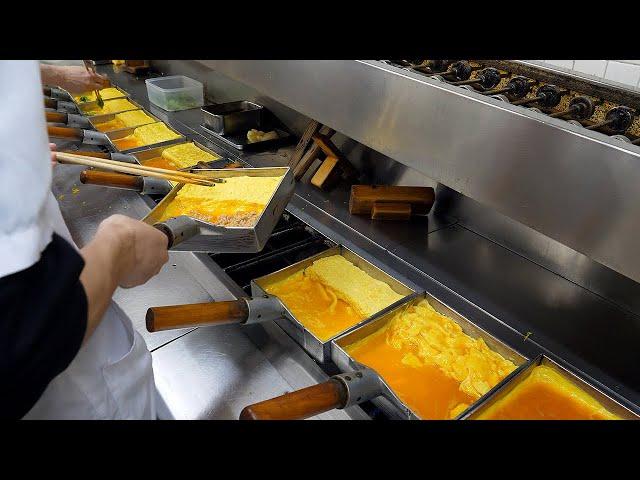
[50,63,640,418]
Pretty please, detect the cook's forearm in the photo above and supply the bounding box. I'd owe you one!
[40,64,64,88]
[79,226,131,343]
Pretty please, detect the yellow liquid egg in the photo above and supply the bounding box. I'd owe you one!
[476,365,620,420]
[345,299,518,419]
[265,271,364,341]
[263,255,405,341]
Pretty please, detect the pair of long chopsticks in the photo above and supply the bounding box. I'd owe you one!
[56,152,222,187]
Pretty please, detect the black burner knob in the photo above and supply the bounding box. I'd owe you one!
[476,68,503,89]
[507,76,533,98]
[537,85,565,108]
[426,60,451,72]
[449,61,472,81]
[568,96,596,119]
[605,106,635,133]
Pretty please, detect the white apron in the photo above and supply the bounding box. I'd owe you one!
[23,193,157,419]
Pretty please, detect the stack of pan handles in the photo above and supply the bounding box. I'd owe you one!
[146,295,382,420]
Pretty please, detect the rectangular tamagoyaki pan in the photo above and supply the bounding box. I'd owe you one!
[460,354,640,420]
[86,109,163,133]
[144,245,416,364]
[71,85,129,106]
[46,108,163,133]
[141,166,295,253]
[77,95,142,116]
[131,139,225,170]
[43,86,72,100]
[44,96,80,113]
[237,292,528,420]
[77,140,236,196]
[47,122,186,154]
[250,245,416,363]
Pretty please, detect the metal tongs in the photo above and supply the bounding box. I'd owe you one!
[83,60,104,108]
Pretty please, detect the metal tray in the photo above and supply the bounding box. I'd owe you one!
[88,109,162,133]
[331,292,529,419]
[251,245,417,363]
[142,166,295,253]
[128,140,226,193]
[461,355,640,420]
[200,124,295,151]
[132,139,222,166]
[72,85,129,107]
[106,122,186,154]
[202,101,263,135]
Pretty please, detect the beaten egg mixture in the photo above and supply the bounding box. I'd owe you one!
[142,143,220,171]
[73,87,125,103]
[112,123,181,151]
[263,255,405,341]
[475,365,619,420]
[94,110,155,132]
[345,299,517,419]
[157,175,281,227]
[83,98,137,116]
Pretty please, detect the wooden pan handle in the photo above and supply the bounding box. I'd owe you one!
[44,97,57,109]
[80,170,144,191]
[46,111,68,123]
[48,125,84,141]
[62,150,111,159]
[239,379,348,420]
[146,300,249,332]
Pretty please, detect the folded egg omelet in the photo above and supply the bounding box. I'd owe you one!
[305,255,404,318]
[113,123,181,151]
[161,143,220,169]
[142,143,221,171]
[83,98,137,116]
[94,110,155,132]
[74,87,125,103]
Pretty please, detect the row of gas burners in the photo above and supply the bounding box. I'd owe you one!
[383,60,640,144]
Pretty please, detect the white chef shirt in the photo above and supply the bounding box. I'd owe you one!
[0,60,159,419]
[0,60,55,277]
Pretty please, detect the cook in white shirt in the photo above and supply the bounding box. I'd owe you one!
[0,60,169,419]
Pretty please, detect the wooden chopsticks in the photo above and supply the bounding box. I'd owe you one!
[83,60,104,108]
[56,152,223,187]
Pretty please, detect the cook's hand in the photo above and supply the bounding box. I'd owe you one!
[49,143,57,168]
[42,65,110,94]
[64,66,110,93]
[96,214,169,288]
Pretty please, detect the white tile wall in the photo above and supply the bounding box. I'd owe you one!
[605,61,640,87]
[536,60,640,88]
[545,60,575,70]
[573,60,608,78]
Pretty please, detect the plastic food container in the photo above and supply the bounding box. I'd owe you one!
[145,75,204,111]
